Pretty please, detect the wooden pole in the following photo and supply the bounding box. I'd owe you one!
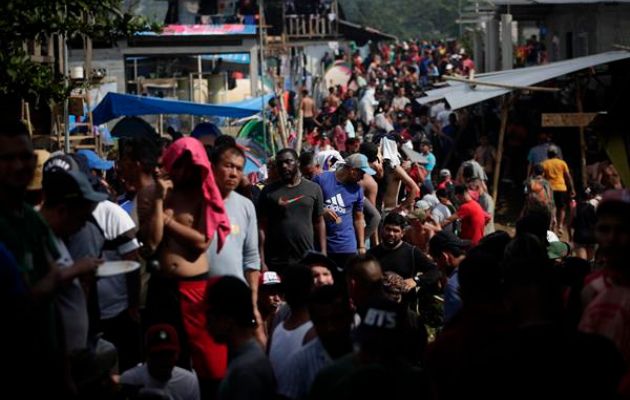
[492,95,511,202]
[576,79,588,188]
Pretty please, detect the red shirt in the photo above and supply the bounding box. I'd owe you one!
[457,200,486,244]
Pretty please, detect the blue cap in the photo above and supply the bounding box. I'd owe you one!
[76,149,114,171]
[344,153,376,176]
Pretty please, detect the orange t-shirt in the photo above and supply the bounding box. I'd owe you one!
[542,158,569,191]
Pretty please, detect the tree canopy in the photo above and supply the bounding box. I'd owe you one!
[0,0,160,105]
[340,0,459,40]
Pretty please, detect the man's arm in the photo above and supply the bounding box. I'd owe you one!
[137,184,166,254]
[353,211,366,254]
[564,167,576,198]
[441,212,459,227]
[394,165,420,208]
[313,185,327,255]
[314,215,327,256]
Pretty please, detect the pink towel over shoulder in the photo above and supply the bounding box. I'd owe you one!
[161,137,230,252]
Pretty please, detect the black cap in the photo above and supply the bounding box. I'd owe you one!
[301,250,340,272]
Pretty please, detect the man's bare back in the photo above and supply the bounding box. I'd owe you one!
[301,96,316,118]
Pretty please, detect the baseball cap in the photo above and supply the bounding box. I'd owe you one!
[145,324,180,354]
[42,169,108,204]
[344,153,376,176]
[547,241,570,260]
[439,169,451,178]
[77,149,114,171]
[27,150,51,191]
[416,200,431,211]
[43,153,79,174]
[301,250,340,273]
[260,271,282,286]
[429,231,471,255]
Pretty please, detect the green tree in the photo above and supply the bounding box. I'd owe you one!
[340,0,459,39]
[0,0,160,106]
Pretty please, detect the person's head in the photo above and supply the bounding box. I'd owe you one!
[145,324,180,382]
[161,138,209,190]
[547,145,560,159]
[537,131,550,144]
[257,271,284,317]
[532,163,545,177]
[381,212,407,248]
[275,148,299,183]
[429,231,470,271]
[299,151,318,180]
[0,120,36,194]
[283,264,314,310]
[308,285,353,358]
[479,135,489,146]
[454,184,471,203]
[345,138,361,155]
[396,86,405,96]
[420,139,431,154]
[458,249,502,305]
[329,86,335,95]
[595,190,630,273]
[345,254,383,311]
[439,169,451,182]
[206,276,257,345]
[340,153,376,184]
[302,89,309,97]
[302,251,337,287]
[211,144,245,197]
[436,188,450,204]
[448,112,458,125]
[516,209,552,245]
[118,137,160,191]
[76,149,114,175]
[41,168,107,237]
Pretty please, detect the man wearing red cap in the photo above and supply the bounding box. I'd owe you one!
[120,323,200,400]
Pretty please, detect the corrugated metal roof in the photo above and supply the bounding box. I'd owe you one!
[418,51,630,110]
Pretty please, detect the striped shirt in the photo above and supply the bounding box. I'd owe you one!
[277,338,332,399]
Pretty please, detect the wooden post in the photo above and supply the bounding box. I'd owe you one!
[296,96,304,153]
[492,95,511,202]
[576,79,588,188]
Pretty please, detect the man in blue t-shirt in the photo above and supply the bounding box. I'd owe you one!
[420,139,437,193]
[313,154,375,271]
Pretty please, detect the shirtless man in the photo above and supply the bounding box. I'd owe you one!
[301,89,318,134]
[359,170,381,246]
[139,137,231,397]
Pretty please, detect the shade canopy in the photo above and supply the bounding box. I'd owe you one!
[417,51,630,110]
[93,92,274,125]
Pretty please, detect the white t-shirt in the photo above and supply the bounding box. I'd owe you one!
[269,320,314,385]
[345,119,356,139]
[93,200,140,319]
[120,364,200,400]
[52,236,89,352]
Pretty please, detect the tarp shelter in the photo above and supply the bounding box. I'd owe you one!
[417,51,630,110]
[93,93,274,125]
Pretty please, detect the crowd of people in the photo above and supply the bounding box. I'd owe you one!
[1,41,629,400]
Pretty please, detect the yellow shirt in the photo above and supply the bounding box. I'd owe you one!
[542,158,569,191]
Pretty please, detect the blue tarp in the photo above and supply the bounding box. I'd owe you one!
[93,92,273,125]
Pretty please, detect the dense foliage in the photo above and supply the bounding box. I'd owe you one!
[340,0,459,40]
[0,0,160,105]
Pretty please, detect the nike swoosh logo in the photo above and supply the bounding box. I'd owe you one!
[278,195,305,206]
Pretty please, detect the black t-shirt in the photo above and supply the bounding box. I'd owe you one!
[258,178,324,269]
[368,242,439,288]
